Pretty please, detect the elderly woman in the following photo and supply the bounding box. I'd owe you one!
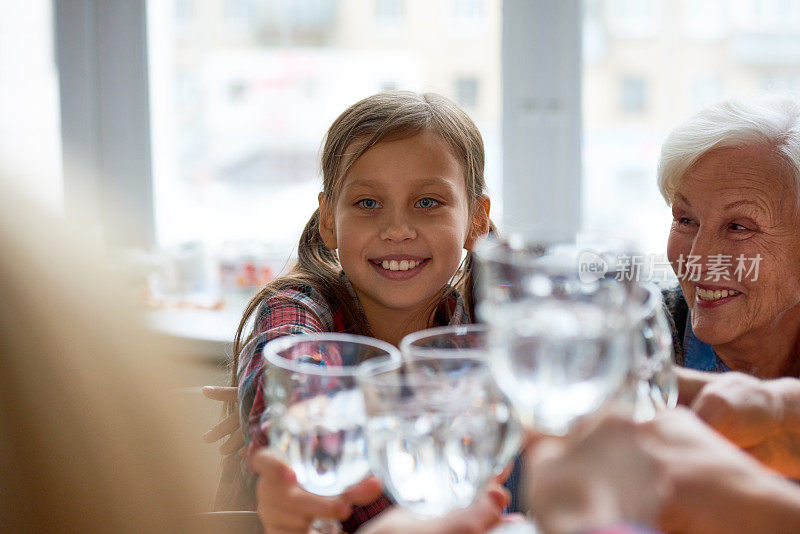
[658,96,800,379]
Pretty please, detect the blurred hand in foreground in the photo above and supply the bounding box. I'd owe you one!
[527,408,800,534]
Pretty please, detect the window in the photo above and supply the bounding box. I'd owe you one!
[145,0,501,286]
[53,0,800,279]
[448,0,488,34]
[582,0,800,256]
[175,0,194,22]
[375,0,403,27]
[691,73,723,111]
[619,76,647,113]
[225,0,252,21]
[606,0,661,38]
[681,0,727,40]
[0,2,62,210]
[762,71,800,92]
[451,0,484,20]
[456,76,479,108]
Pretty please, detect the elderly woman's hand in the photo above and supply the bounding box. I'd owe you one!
[679,369,800,479]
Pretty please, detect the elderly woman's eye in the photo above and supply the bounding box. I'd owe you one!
[676,216,693,225]
[729,222,750,231]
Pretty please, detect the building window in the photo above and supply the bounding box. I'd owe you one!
[375,0,403,27]
[143,0,500,261]
[619,76,647,113]
[225,0,252,21]
[451,0,484,20]
[448,0,487,34]
[606,0,661,38]
[456,76,479,108]
[691,73,723,111]
[175,0,194,22]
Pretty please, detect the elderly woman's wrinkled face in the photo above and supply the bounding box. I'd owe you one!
[667,146,800,350]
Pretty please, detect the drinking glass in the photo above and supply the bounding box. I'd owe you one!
[620,283,678,421]
[262,333,400,534]
[358,353,512,518]
[476,238,635,436]
[400,324,523,473]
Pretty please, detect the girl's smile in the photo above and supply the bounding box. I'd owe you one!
[318,129,489,330]
[370,256,430,280]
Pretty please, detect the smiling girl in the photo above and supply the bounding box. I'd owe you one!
[224,91,496,532]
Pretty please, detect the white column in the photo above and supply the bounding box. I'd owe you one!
[55,0,154,248]
[502,0,582,241]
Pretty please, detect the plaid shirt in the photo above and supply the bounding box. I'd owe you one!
[217,273,468,532]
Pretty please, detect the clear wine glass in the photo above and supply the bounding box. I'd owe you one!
[261,333,400,534]
[400,324,523,474]
[358,351,512,518]
[620,283,678,421]
[476,237,635,436]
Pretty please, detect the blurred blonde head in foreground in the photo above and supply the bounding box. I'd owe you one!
[0,179,208,533]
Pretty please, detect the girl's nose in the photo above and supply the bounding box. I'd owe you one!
[379,211,417,242]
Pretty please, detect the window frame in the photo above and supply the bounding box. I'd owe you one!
[54,0,582,248]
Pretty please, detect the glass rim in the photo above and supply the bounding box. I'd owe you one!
[356,353,489,387]
[476,234,641,275]
[261,332,400,376]
[475,234,560,268]
[398,324,488,355]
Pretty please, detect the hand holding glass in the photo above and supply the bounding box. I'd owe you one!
[358,350,515,518]
[261,333,399,533]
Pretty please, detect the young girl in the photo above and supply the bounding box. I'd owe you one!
[223,91,495,531]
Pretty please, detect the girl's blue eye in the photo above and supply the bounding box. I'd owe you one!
[358,199,380,210]
[416,198,440,209]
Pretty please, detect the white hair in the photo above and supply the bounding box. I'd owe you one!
[657,96,800,204]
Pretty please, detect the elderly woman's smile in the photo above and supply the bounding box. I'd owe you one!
[666,144,800,377]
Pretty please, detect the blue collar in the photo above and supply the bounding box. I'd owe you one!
[683,312,731,373]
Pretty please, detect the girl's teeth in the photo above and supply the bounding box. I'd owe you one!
[379,260,420,271]
[697,287,740,301]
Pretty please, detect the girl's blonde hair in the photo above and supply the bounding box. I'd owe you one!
[231,91,494,382]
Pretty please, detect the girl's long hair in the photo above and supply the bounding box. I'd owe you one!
[230,91,494,385]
